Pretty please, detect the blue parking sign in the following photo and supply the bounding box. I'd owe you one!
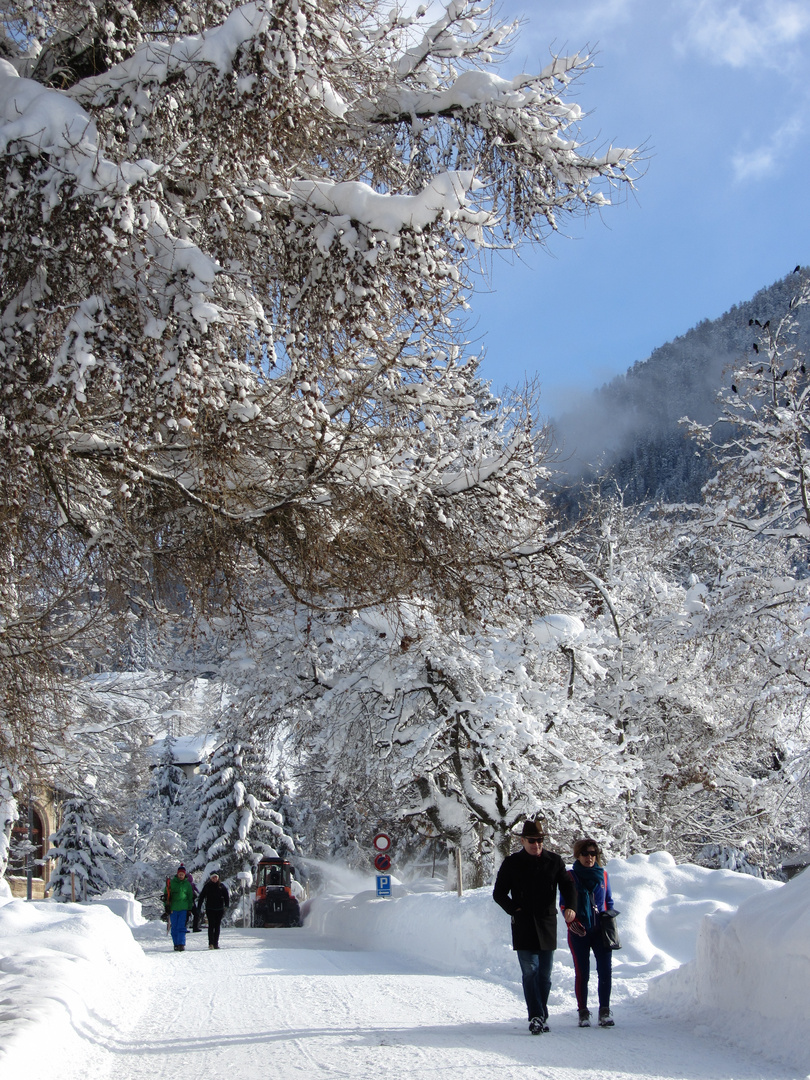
[376,874,391,897]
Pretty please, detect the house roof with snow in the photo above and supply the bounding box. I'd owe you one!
[149,732,219,766]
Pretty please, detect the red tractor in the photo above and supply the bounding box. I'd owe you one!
[252,857,303,928]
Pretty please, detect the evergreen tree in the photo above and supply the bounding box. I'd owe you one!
[192,726,292,885]
[121,730,193,902]
[147,731,188,822]
[47,792,123,900]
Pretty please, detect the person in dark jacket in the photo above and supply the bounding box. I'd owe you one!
[493,820,577,1034]
[197,870,230,949]
[163,865,195,951]
[565,838,616,1028]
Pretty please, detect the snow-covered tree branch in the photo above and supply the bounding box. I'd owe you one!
[1,0,638,630]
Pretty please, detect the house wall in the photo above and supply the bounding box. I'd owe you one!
[4,788,58,899]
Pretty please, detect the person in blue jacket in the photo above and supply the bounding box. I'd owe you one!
[565,838,616,1028]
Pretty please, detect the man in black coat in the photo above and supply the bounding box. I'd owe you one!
[197,871,230,950]
[493,819,577,1034]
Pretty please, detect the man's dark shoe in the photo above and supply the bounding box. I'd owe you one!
[529,1016,549,1034]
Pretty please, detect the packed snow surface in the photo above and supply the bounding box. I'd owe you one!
[2,853,808,1080]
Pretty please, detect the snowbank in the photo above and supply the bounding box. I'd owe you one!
[606,851,780,969]
[646,867,810,1072]
[90,888,148,927]
[0,896,148,1080]
[307,881,519,982]
[306,851,780,985]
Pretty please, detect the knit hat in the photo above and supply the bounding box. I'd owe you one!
[177,864,187,874]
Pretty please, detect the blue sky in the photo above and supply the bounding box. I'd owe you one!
[460,0,810,415]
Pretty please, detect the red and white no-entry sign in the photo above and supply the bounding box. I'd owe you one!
[372,832,391,852]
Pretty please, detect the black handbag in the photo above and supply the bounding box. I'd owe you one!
[599,909,621,950]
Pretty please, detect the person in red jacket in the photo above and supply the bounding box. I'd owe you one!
[493,820,577,1034]
[565,838,616,1028]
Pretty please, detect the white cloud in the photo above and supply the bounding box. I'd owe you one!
[732,145,777,182]
[573,0,639,34]
[516,0,640,49]
[732,110,806,181]
[681,0,810,69]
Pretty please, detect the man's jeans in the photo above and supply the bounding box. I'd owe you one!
[516,949,554,1020]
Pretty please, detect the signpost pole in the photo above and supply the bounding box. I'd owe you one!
[372,832,392,898]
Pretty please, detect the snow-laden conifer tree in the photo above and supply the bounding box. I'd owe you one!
[192,726,293,884]
[120,727,193,900]
[1,0,638,637]
[147,730,187,821]
[47,790,123,899]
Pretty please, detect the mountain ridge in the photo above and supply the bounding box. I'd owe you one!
[551,267,810,506]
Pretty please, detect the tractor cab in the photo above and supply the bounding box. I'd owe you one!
[253,856,303,928]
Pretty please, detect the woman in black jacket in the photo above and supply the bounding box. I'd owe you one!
[197,871,230,950]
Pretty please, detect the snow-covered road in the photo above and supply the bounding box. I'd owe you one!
[78,924,796,1080]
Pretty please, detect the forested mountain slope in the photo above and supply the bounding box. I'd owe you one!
[552,268,810,505]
